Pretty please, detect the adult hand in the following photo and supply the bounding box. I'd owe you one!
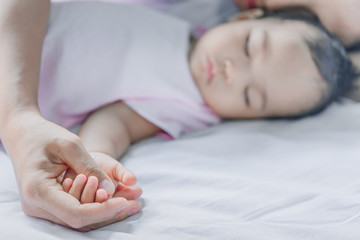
[308,0,360,46]
[233,0,306,10]
[1,111,141,231]
[62,152,143,204]
[233,0,360,46]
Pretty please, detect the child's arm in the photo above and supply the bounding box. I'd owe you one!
[78,101,160,159]
[62,102,159,205]
[62,102,156,205]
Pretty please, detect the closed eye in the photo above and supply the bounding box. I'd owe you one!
[245,32,251,57]
[244,86,250,107]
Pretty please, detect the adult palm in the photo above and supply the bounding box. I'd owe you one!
[2,112,141,231]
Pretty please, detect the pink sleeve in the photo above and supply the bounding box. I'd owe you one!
[124,98,220,139]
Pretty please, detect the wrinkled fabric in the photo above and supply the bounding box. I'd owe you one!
[2,101,360,239]
[39,2,220,138]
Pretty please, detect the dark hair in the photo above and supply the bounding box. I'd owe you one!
[347,41,360,52]
[261,8,360,119]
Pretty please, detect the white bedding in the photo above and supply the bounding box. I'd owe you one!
[2,100,360,239]
[2,1,360,239]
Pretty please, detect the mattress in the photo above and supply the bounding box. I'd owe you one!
[2,100,360,239]
[1,1,360,239]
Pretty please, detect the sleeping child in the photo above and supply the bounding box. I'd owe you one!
[38,2,358,203]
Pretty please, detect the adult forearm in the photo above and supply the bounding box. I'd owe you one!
[234,0,311,10]
[0,0,50,131]
[262,0,360,45]
[263,0,311,10]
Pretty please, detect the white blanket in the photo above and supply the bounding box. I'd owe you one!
[2,100,360,239]
[2,1,360,239]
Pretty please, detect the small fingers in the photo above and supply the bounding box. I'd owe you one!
[95,189,109,203]
[80,176,99,204]
[46,139,115,195]
[68,174,87,200]
[62,178,73,192]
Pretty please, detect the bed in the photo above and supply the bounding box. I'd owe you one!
[1,0,360,239]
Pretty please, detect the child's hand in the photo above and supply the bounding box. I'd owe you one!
[61,152,142,204]
[62,174,108,203]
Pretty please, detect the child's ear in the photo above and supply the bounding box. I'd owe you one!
[227,8,264,22]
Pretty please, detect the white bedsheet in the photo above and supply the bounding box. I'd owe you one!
[1,100,360,239]
[2,1,360,239]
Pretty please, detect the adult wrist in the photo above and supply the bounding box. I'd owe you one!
[0,108,42,146]
[0,99,40,127]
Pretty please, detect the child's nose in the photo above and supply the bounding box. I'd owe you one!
[223,58,246,85]
[222,58,252,95]
[223,59,234,85]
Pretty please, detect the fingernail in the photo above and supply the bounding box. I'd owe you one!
[128,208,140,216]
[99,179,114,196]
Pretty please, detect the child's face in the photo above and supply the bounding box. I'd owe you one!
[190,18,327,119]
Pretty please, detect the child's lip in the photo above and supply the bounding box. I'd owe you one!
[207,59,215,84]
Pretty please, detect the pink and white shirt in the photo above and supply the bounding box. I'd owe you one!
[39,2,220,139]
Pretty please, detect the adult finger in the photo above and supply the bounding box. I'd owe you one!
[43,186,136,229]
[45,138,115,195]
[62,178,73,192]
[114,162,137,186]
[62,168,77,182]
[113,184,143,200]
[95,189,108,203]
[78,200,142,231]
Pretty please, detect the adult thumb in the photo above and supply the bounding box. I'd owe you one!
[45,138,116,196]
